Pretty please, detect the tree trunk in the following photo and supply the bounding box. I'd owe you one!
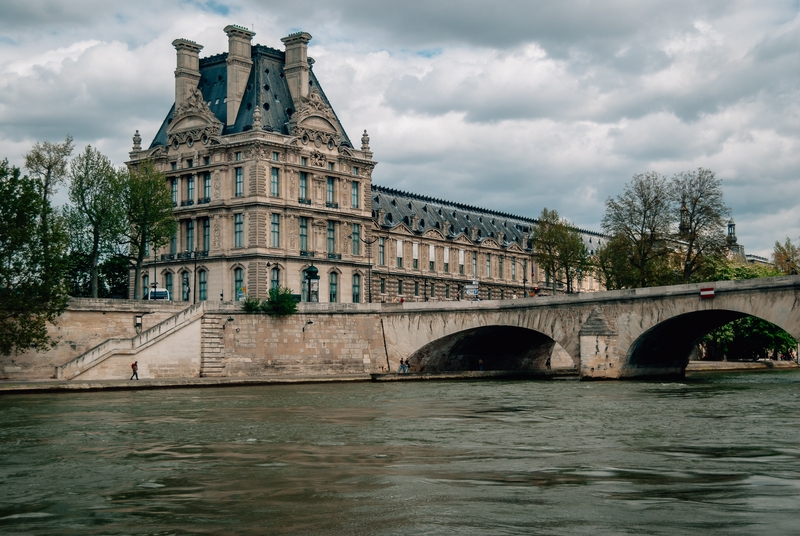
[90,229,100,298]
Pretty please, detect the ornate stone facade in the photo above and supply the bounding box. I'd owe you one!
[128,26,603,304]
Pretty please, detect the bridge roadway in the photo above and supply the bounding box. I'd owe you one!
[378,276,800,379]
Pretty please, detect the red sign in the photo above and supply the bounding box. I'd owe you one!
[700,287,715,299]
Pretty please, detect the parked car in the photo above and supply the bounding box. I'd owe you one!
[144,288,171,301]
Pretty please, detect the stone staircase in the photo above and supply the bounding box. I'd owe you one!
[56,302,207,380]
[200,316,225,377]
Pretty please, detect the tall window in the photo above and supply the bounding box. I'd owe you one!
[445,284,450,299]
[271,267,280,290]
[299,172,308,199]
[199,270,207,301]
[329,272,338,302]
[326,177,334,205]
[429,244,435,271]
[378,237,385,265]
[459,249,465,274]
[430,282,435,298]
[187,176,194,202]
[234,268,244,301]
[271,214,280,248]
[498,256,504,279]
[235,151,242,161]
[203,173,211,200]
[351,224,361,255]
[414,281,419,296]
[412,242,419,269]
[271,168,280,196]
[397,239,403,268]
[327,222,335,254]
[182,272,190,301]
[299,217,308,251]
[272,151,279,161]
[234,214,243,248]
[380,278,386,294]
[398,280,403,295]
[171,179,178,205]
[203,219,210,251]
[351,181,359,208]
[352,166,359,176]
[472,251,477,276]
[186,220,194,251]
[235,167,243,197]
[352,274,361,303]
[165,273,173,298]
[486,254,491,277]
[170,230,177,255]
[444,247,450,272]
[512,259,517,281]
[142,275,149,299]
[301,157,308,166]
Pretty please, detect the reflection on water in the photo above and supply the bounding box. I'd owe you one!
[1,371,800,535]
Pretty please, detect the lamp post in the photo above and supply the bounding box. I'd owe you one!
[305,264,319,302]
[184,248,208,304]
[348,233,379,303]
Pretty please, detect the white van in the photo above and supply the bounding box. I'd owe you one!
[144,288,171,301]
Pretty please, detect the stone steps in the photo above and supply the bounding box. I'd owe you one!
[200,316,225,377]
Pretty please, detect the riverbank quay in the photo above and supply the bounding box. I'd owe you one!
[687,360,799,373]
[371,369,578,381]
[0,374,373,395]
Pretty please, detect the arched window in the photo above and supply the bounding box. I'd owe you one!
[165,273,173,299]
[182,272,190,301]
[234,268,244,301]
[352,274,361,303]
[329,272,338,303]
[199,270,207,301]
[142,275,149,299]
[270,267,280,290]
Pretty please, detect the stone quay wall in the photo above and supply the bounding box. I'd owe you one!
[1,299,188,380]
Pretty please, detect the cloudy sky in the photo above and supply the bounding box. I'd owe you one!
[1,0,799,256]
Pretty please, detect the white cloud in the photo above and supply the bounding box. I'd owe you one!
[0,0,799,256]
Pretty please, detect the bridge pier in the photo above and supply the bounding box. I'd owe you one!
[578,308,623,379]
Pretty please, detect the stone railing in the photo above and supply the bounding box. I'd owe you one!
[56,302,207,380]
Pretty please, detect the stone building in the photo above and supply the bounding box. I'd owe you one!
[128,25,603,303]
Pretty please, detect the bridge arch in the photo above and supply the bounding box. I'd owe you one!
[409,325,572,372]
[624,308,798,375]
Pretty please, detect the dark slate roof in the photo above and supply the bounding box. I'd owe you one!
[371,185,605,252]
[150,45,351,148]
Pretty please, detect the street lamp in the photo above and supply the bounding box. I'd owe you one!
[185,248,209,304]
[348,233,379,303]
[305,264,320,302]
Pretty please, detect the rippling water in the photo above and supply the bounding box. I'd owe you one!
[2,371,800,535]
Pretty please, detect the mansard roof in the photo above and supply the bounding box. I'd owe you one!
[150,45,351,148]
[371,185,606,252]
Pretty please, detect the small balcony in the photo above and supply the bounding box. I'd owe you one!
[298,198,312,205]
[326,202,339,209]
[327,253,342,260]
[300,250,315,257]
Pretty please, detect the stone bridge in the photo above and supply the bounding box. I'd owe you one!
[379,276,800,379]
[25,276,800,382]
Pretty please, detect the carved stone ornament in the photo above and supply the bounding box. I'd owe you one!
[289,90,342,148]
[310,150,326,167]
[167,87,223,148]
[245,143,268,160]
[252,105,263,129]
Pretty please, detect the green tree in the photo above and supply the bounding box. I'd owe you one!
[0,160,69,355]
[773,237,799,275]
[601,172,675,288]
[120,160,177,299]
[673,168,729,283]
[67,146,125,298]
[530,208,562,294]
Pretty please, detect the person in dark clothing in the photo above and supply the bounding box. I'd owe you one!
[130,361,139,380]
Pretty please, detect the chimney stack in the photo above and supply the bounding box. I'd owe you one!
[224,25,255,126]
[281,31,312,104]
[173,39,203,110]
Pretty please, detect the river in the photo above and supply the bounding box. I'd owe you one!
[1,371,800,535]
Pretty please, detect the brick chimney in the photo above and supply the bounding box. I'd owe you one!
[173,39,203,110]
[224,25,255,126]
[281,31,312,104]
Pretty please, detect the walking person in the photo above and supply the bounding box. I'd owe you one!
[404,359,410,373]
[130,361,139,380]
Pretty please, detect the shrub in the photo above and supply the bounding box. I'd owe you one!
[241,294,262,312]
[260,286,298,317]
